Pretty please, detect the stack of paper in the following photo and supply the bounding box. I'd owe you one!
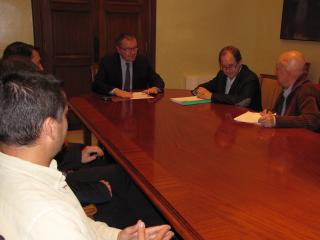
[170,96,211,106]
[233,111,261,124]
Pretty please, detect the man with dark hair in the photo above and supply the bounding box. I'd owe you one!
[0,71,173,240]
[259,50,320,131]
[92,33,165,98]
[193,46,262,111]
[2,41,34,58]
[2,41,44,71]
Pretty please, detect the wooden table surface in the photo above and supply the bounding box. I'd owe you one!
[69,89,320,240]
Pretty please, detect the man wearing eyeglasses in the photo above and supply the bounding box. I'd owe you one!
[193,46,262,111]
[92,33,165,98]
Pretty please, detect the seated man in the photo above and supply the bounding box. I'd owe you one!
[2,41,44,71]
[1,44,110,206]
[1,45,169,228]
[0,71,173,240]
[259,50,320,131]
[193,46,262,111]
[92,33,165,98]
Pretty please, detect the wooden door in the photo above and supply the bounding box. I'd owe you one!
[32,0,156,97]
[32,0,95,97]
[97,0,156,66]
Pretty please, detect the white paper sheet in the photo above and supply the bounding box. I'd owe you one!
[130,92,154,100]
[234,111,261,124]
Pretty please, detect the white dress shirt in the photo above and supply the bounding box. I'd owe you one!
[0,152,120,240]
[225,76,236,94]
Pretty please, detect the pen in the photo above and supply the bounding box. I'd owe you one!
[191,88,198,96]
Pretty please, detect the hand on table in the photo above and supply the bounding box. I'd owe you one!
[113,88,133,98]
[196,87,212,100]
[258,109,276,128]
[142,87,160,95]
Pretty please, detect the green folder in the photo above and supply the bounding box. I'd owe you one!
[179,99,211,105]
[171,96,211,106]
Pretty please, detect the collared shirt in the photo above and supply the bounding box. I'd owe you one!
[224,65,242,94]
[120,56,133,90]
[281,84,293,116]
[0,152,120,240]
[225,76,236,94]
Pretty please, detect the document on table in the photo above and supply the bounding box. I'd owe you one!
[234,111,262,124]
[170,96,211,106]
[130,92,154,100]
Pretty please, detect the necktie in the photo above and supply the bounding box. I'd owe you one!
[280,94,287,116]
[124,62,130,91]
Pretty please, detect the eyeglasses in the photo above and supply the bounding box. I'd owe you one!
[120,47,138,53]
[221,63,238,70]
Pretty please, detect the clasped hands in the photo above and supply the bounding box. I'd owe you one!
[258,109,276,127]
[118,220,174,240]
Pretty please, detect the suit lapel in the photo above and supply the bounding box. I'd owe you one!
[114,54,123,87]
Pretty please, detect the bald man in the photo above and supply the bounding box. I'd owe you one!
[259,50,320,131]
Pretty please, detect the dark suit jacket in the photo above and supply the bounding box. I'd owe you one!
[198,65,262,111]
[55,143,83,171]
[92,53,164,95]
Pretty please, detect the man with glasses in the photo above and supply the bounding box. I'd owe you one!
[193,46,262,111]
[92,33,165,98]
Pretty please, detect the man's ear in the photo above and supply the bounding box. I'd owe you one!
[41,117,58,141]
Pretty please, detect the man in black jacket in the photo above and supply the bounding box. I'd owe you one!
[193,46,262,111]
[92,33,164,98]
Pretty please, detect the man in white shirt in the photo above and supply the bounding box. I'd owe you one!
[0,71,173,240]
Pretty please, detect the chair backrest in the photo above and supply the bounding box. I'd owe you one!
[90,63,99,82]
[260,74,282,110]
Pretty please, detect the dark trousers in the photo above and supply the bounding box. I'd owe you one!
[66,164,166,228]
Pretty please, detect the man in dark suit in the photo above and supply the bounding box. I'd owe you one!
[92,33,165,98]
[193,46,262,112]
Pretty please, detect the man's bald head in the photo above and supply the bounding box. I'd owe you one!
[276,50,306,88]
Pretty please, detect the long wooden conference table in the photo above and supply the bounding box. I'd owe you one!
[69,89,320,240]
